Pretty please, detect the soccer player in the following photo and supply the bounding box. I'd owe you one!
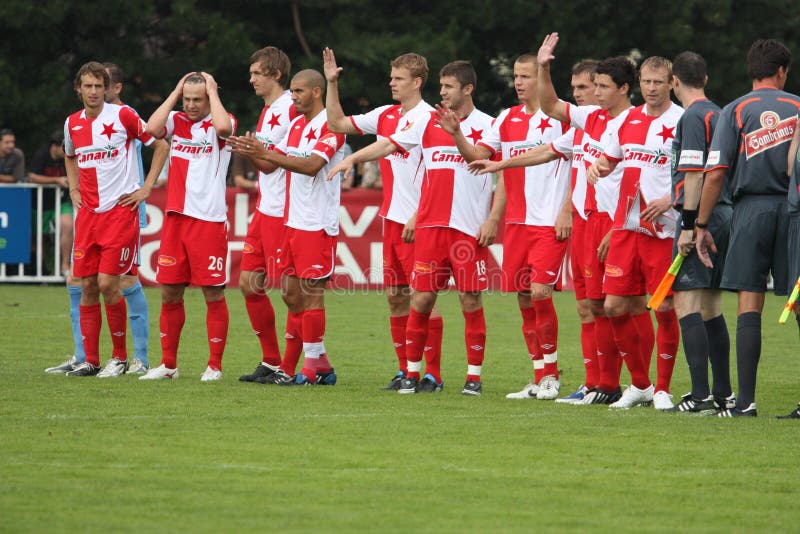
[536,33,639,405]
[587,56,684,410]
[328,61,496,395]
[696,39,800,417]
[229,69,346,385]
[437,53,571,400]
[62,61,168,377]
[236,46,300,384]
[668,51,734,414]
[322,47,446,392]
[140,72,236,381]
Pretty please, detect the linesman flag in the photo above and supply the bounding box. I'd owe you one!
[647,255,685,310]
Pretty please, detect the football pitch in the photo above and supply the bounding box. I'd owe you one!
[1,285,799,531]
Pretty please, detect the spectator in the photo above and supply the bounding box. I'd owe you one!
[28,131,71,275]
[359,159,381,189]
[0,128,25,183]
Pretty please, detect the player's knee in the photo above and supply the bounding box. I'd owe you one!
[576,300,593,322]
[239,271,261,296]
[590,300,606,318]
[530,284,553,301]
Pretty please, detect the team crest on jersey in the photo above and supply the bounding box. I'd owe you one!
[158,255,177,267]
[745,114,796,159]
[320,134,339,149]
[77,144,120,164]
[401,120,414,132]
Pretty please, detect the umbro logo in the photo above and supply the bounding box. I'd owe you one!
[210,337,223,343]
[71,126,83,131]
[387,114,396,119]
[285,333,295,339]
[659,353,674,360]
[511,117,523,122]
[629,120,643,124]
[470,344,484,351]
[112,331,124,337]
[541,343,554,350]
[160,332,167,338]
[312,264,324,269]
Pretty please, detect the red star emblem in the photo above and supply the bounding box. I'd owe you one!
[200,120,213,133]
[101,123,116,140]
[657,125,675,143]
[466,127,483,144]
[536,117,552,134]
[653,221,665,234]
[267,114,281,130]
[305,128,318,142]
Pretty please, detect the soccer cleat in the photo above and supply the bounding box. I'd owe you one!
[714,393,736,411]
[315,368,337,386]
[580,387,622,405]
[505,381,539,399]
[97,357,129,378]
[284,373,315,386]
[200,367,222,382]
[127,358,149,375]
[777,403,800,419]
[609,384,654,409]
[139,364,179,380]
[383,371,405,390]
[670,393,716,415]
[240,362,278,382]
[261,369,295,385]
[398,376,419,394]
[65,362,101,377]
[652,390,674,410]
[555,385,589,404]
[45,355,78,374]
[418,373,443,393]
[536,375,561,400]
[461,380,482,396]
[717,403,757,417]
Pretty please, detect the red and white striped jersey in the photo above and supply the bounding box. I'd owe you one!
[275,109,346,236]
[477,105,570,226]
[254,91,298,217]
[603,103,683,238]
[550,128,588,219]
[64,103,154,213]
[390,109,495,237]
[162,111,237,222]
[349,100,433,224]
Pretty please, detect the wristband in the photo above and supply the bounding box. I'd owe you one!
[681,208,697,230]
[694,220,709,229]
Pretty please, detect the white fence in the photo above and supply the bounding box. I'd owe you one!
[0,183,66,283]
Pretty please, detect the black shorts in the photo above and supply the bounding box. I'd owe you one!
[672,204,732,291]
[722,195,789,295]
[787,211,800,293]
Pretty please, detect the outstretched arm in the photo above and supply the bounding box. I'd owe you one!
[327,138,398,180]
[468,143,560,174]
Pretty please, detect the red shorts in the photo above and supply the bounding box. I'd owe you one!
[584,212,614,300]
[411,227,489,293]
[278,227,337,280]
[240,211,286,280]
[383,218,414,286]
[603,229,671,297]
[570,214,588,301]
[157,212,228,286]
[72,205,139,277]
[502,224,568,292]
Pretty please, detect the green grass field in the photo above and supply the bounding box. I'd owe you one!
[1,285,799,532]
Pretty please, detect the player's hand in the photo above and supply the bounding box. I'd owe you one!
[477,217,499,247]
[200,72,219,94]
[119,184,152,210]
[57,176,69,189]
[695,227,717,268]
[229,132,266,158]
[327,156,354,181]
[641,196,671,222]
[174,72,194,94]
[677,228,695,257]
[69,188,82,209]
[434,104,460,136]
[555,209,572,240]
[402,214,416,243]
[468,159,503,175]
[323,47,343,82]
[537,32,559,66]
[586,161,610,184]
[597,230,612,262]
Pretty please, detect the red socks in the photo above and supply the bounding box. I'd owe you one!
[581,321,598,388]
[104,298,128,361]
[389,314,409,373]
[463,308,486,382]
[300,308,330,381]
[533,298,559,378]
[244,293,281,366]
[160,301,185,369]
[520,306,543,382]
[608,312,651,389]
[633,310,655,371]
[424,316,443,383]
[80,303,102,366]
[594,315,621,390]
[405,309,431,380]
[280,312,304,375]
[654,309,679,393]
[206,298,228,371]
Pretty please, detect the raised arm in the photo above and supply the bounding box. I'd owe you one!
[201,72,233,138]
[537,32,569,123]
[435,105,492,162]
[146,73,191,138]
[323,48,360,135]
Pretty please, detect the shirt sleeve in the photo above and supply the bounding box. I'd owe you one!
[349,105,392,136]
[550,128,575,160]
[312,125,346,163]
[705,107,736,172]
[63,118,75,158]
[389,112,429,153]
[565,103,599,131]
[120,106,155,146]
[163,111,177,140]
[476,108,506,155]
[676,108,712,172]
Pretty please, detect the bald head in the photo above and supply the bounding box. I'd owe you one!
[292,69,325,92]
[290,69,326,116]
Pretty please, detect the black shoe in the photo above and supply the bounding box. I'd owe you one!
[398,376,418,394]
[717,403,757,417]
[315,368,337,385]
[240,363,278,382]
[261,369,295,385]
[582,387,622,405]
[777,404,800,419]
[713,393,736,411]
[383,371,405,390]
[65,362,101,377]
[670,393,716,414]
[461,380,482,396]
[418,373,443,393]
